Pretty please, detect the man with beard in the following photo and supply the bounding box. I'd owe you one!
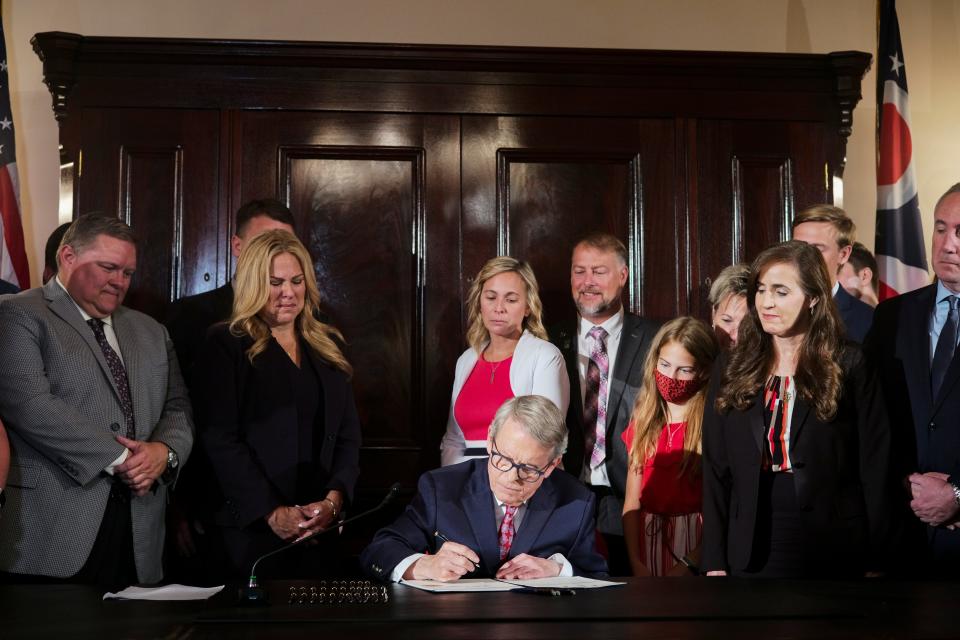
[549,233,659,575]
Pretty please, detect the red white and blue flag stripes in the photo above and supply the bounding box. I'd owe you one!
[875,0,928,300]
[0,7,29,290]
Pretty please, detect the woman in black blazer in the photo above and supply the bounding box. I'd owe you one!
[702,241,893,578]
[195,230,360,579]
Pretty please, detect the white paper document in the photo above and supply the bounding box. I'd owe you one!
[400,576,623,593]
[103,584,225,601]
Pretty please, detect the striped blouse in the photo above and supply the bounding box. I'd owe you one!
[762,375,795,472]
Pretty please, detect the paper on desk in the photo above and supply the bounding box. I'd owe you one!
[400,579,515,592]
[400,576,624,593]
[501,576,624,589]
[103,584,225,601]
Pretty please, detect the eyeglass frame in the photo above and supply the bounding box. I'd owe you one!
[488,437,556,483]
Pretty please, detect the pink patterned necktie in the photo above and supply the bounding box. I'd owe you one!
[498,504,519,560]
[583,326,609,469]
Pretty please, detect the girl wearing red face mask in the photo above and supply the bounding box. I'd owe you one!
[621,317,718,576]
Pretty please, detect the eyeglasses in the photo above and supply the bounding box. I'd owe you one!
[489,438,552,483]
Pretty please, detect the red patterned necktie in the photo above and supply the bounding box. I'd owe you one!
[498,504,519,560]
[88,318,136,438]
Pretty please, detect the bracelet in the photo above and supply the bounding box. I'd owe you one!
[323,497,339,518]
[951,483,960,508]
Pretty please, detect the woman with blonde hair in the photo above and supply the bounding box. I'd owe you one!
[440,257,569,466]
[708,263,750,349]
[621,317,718,576]
[195,229,361,579]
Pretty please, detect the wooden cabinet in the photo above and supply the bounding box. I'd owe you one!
[32,33,870,516]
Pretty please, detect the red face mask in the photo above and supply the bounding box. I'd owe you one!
[655,369,705,404]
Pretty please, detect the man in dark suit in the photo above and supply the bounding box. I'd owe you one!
[163,198,293,583]
[793,204,874,342]
[550,233,658,576]
[362,395,607,581]
[0,214,193,589]
[865,182,960,574]
[165,198,295,386]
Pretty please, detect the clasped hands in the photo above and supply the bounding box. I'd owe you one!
[114,435,169,497]
[405,541,560,582]
[908,472,960,528]
[266,501,338,543]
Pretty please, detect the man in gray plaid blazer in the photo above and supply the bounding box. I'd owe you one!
[0,214,193,588]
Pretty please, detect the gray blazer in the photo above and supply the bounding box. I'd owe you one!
[0,280,193,583]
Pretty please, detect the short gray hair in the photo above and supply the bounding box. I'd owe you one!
[488,395,568,459]
[935,182,960,213]
[58,213,137,267]
[708,263,750,309]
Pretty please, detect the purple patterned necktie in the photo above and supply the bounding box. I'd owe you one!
[88,318,136,438]
[583,326,609,469]
[499,504,519,560]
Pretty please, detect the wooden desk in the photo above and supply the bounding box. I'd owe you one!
[1,577,955,639]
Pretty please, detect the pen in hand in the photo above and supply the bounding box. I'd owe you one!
[434,530,480,570]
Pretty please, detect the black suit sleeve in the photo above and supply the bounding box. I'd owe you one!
[844,346,895,570]
[360,471,439,580]
[701,361,732,573]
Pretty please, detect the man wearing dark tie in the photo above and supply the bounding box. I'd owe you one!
[550,233,659,575]
[0,214,193,589]
[361,395,607,581]
[792,204,874,342]
[865,183,960,574]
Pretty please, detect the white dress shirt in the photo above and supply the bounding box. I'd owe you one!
[576,308,624,486]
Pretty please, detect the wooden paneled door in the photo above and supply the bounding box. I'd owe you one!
[74,108,224,320]
[461,116,680,325]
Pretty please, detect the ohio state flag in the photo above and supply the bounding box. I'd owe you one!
[875,0,928,300]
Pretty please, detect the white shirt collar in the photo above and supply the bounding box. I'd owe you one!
[831,281,840,297]
[578,306,624,340]
[55,275,114,327]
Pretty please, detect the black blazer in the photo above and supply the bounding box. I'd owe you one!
[701,345,894,574]
[864,284,960,565]
[835,285,874,344]
[165,283,234,388]
[195,324,361,529]
[550,312,660,534]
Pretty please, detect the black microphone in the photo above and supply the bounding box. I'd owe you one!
[241,482,401,604]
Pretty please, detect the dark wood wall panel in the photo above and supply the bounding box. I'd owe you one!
[118,146,181,318]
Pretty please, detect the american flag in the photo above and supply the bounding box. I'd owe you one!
[0,10,29,290]
[874,0,928,300]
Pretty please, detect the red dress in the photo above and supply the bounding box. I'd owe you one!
[621,421,703,576]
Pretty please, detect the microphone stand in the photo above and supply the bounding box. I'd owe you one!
[241,482,401,604]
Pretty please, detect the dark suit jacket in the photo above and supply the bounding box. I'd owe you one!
[701,345,894,575]
[835,285,874,343]
[165,283,234,388]
[864,284,960,567]
[361,459,608,580]
[551,312,660,534]
[195,324,361,532]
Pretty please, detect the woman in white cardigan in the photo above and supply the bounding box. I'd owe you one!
[440,257,569,466]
